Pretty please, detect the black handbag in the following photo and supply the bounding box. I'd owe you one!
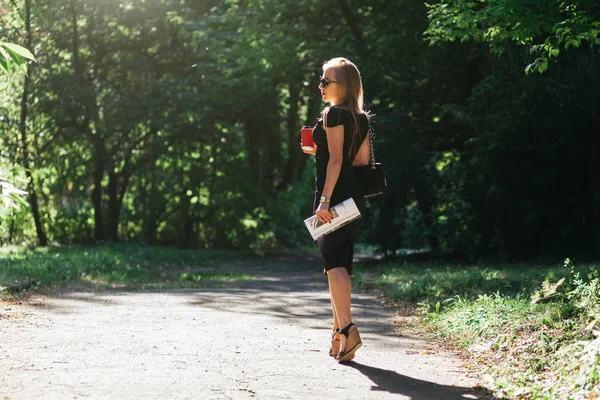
[354,128,387,198]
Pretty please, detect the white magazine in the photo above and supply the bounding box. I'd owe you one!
[304,197,361,241]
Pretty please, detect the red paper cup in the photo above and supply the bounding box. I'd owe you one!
[301,126,314,151]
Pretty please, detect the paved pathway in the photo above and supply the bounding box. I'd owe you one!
[0,258,492,399]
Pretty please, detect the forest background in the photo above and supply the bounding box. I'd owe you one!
[1,0,600,262]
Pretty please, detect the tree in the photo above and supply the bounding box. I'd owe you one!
[425,0,600,73]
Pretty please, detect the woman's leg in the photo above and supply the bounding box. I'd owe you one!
[331,295,340,330]
[329,295,341,356]
[327,267,353,353]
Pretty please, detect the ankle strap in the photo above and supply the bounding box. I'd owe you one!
[340,322,355,338]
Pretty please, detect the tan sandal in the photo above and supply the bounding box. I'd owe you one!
[336,323,362,363]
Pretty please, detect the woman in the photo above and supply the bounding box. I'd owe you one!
[302,57,371,362]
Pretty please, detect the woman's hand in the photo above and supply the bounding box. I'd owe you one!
[316,202,333,223]
[302,143,317,156]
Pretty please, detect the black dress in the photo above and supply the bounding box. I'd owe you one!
[312,106,370,275]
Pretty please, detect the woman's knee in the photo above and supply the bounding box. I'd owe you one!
[327,267,350,281]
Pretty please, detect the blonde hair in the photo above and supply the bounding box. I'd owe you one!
[322,57,371,160]
[322,57,365,114]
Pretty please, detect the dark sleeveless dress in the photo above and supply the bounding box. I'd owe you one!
[312,106,369,275]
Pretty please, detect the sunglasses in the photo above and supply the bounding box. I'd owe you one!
[320,77,338,87]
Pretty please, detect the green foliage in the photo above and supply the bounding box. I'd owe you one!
[378,258,600,397]
[425,0,600,73]
[0,0,346,248]
[269,163,316,248]
[0,159,29,240]
[0,0,599,261]
[179,271,255,282]
[430,292,548,346]
[350,264,365,288]
[0,39,33,222]
[0,244,257,293]
[438,49,599,258]
[0,165,28,212]
[0,42,35,74]
[532,258,600,330]
[379,262,571,305]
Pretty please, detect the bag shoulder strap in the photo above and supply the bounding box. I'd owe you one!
[368,123,377,169]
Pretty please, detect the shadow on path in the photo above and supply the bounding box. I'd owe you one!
[3,257,494,399]
[347,362,497,400]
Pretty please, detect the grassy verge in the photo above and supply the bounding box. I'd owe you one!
[377,259,600,399]
[0,244,260,296]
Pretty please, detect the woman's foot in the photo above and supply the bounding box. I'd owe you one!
[336,322,362,363]
[329,328,340,357]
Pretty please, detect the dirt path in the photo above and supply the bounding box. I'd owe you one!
[1,258,492,400]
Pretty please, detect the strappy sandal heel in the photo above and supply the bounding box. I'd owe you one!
[329,328,340,357]
[336,322,362,363]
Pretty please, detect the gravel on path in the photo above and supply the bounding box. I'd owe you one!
[0,258,492,400]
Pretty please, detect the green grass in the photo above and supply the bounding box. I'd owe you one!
[378,263,571,304]
[350,264,365,287]
[0,244,259,294]
[179,271,255,282]
[377,260,600,399]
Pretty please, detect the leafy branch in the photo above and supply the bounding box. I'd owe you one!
[0,166,28,214]
[424,0,600,73]
[0,41,35,215]
[0,42,35,74]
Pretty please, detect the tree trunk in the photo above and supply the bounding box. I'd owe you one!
[589,44,600,258]
[8,211,15,243]
[337,0,364,45]
[141,168,156,243]
[91,134,105,241]
[591,142,600,258]
[107,170,132,241]
[379,198,394,259]
[295,92,321,180]
[71,0,80,76]
[282,82,302,187]
[181,194,193,247]
[20,0,47,246]
[107,171,119,241]
[243,90,281,195]
[411,166,439,251]
[243,117,263,186]
[144,203,159,244]
[143,170,174,244]
[263,93,282,192]
[474,200,494,256]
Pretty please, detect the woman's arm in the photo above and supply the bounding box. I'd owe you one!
[315,124,344,223]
